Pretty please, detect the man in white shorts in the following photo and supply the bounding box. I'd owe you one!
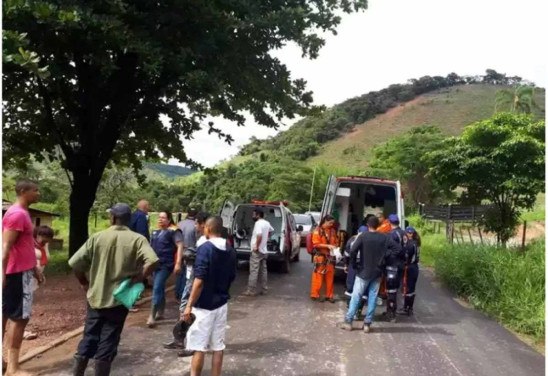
[182,216,237,376]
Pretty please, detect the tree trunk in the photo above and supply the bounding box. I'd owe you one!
[68,173,101,257]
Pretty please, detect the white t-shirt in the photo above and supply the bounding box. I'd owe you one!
[251,219,274,254]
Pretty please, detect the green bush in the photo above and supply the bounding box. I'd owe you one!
[434,239,545,340]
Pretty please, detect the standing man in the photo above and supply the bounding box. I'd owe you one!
[182,216,237,376]
[175,208,198,301]
[148,211,184,327]
[338,216,401,333]
[69,203,158,376]
[2,179,44,376]
[243,209,273,297]
[130,200,150,241]
[384,214,407,322]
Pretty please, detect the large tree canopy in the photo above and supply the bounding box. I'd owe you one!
[2,0,367,254]
[428,113,545,245]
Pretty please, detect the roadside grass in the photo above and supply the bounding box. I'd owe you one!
[407,214,545,343]
[434,239,545,342]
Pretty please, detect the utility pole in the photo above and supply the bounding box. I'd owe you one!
[308,166,317,212]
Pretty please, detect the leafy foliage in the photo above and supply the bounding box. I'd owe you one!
[368,126,449,205]
[2,0,367,254]
[428,113,545,245]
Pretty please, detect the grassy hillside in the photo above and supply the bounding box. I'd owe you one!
[307,84,545,170]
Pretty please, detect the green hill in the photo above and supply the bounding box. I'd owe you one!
[144,163,194,179]
[307,84,545,170]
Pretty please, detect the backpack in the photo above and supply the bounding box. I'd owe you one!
[306,232,315,255]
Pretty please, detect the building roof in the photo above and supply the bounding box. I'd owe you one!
[2,200,60,217]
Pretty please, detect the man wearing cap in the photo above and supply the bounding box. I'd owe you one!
[384,214,407,322]
[69,203,159,376]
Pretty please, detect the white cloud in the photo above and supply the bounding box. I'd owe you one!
[172,0,548,168]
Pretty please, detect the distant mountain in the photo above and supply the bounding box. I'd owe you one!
[144,163,194,179]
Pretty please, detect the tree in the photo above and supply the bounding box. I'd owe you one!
[428,113,545,245]
[2,0,367,255]
[495,85,538,114]
[368,126,448,206]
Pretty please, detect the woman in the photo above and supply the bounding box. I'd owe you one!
[402,226,420,315]
[148,211,184,328]
[310,215,339,303]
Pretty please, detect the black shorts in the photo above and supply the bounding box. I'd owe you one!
[2,270,34,320]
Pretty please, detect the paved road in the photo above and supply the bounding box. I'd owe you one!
[26,248,544,376]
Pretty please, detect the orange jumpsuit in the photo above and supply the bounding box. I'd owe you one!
[310,227,339,299]
[377,219,392,234]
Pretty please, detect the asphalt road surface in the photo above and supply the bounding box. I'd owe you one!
[26,248,544,376]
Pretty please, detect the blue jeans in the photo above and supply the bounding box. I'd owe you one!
[179,266,194,311]
[175,267,187,301]
[345,276,381,324]
[152,264,173,308]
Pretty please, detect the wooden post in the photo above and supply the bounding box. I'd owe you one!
[477,226,484,245]
[521,221,527,252]
[467,227,474,245]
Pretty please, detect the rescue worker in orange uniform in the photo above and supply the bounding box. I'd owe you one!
[310,215,339,303]
[377,213,392,234]
[377,212,392,301]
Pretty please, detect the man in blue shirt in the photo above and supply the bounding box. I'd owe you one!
[182,216,237,376]
[130,200,150,241]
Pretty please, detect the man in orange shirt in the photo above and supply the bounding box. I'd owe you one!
[310,215,339,303]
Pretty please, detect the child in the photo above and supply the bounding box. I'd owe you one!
[24,225,54,340]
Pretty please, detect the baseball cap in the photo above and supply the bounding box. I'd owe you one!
[405,226,416,233]
[107,203,132,218]
[388,214,399,224]
[358,225,368,234]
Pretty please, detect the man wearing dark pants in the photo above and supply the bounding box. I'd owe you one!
[69,203,158,376]
[2,180,43,376]
[338,216,401,333]
[175,208,198,301]
[182,216,237,376]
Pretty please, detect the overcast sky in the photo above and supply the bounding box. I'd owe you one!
[174,0,548,168]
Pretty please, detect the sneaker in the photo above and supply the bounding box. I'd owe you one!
[337,322,353,331]
[318,297,326,303]
[163,341,184,350]
[242,290,257,297]
[363,323,371,333]
[310,297,319,302]
[327,298,336,304]
[260,289,268,296]
[177,349,195,358]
